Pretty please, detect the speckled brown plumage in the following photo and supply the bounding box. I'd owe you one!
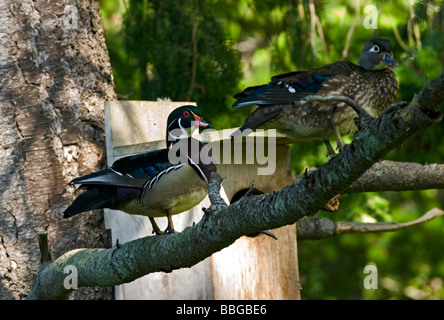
[232,39,399,155]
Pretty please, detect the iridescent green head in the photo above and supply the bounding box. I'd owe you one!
[166,105,212,148]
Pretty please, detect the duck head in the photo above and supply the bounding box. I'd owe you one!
[166,105,212,148]
[358,38,398,70]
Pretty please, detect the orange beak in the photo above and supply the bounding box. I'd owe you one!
[194,114,213,129]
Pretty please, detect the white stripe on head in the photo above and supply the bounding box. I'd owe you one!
[168,118,191,142]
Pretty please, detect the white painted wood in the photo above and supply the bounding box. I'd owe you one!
[207,140,301,299]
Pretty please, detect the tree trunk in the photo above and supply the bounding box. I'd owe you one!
[0,0,115,299]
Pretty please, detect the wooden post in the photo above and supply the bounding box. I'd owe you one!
[104,101,301,299]
[204,130,301,299]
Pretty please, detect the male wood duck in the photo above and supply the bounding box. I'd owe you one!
[232,39,399,156]
[64,105,216,235]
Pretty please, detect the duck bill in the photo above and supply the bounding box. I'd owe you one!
[194,115,213,129]
[383,53,398,67]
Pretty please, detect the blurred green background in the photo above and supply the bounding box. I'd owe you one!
[99,0,444,299]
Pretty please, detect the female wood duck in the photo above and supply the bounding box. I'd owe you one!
[64,105,216,235]
[232,39,399,156]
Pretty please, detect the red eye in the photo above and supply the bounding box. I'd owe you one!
[183,110,190,117]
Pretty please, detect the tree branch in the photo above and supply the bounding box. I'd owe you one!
[296,208,444,240]
[294,160,444,193]
[28,73,444,299]
[347,161,444,193]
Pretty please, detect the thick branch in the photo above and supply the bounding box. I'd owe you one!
[347,161,444,192]
[28,73,444,299]
[294,160,444,193]
[296,208,444,240]
[415,74,444,113]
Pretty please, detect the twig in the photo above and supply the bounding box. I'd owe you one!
[186,18,198,101]
[392,25,409,51]
[38,234,52,264]
[239,180,256,200]
[297,208,444,240]
[336,208,444,234]
[308,0,318,60]
[207,172,228,211]
[314,15,327,64]
[342,3,359,59]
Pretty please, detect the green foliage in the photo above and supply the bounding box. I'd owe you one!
[107,0,242,127]
[100,0,444,300]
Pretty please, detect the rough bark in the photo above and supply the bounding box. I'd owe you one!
[295,161,444,193]
[0,0,115,299]
[347,161,444,192]
[27,74,444,299]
